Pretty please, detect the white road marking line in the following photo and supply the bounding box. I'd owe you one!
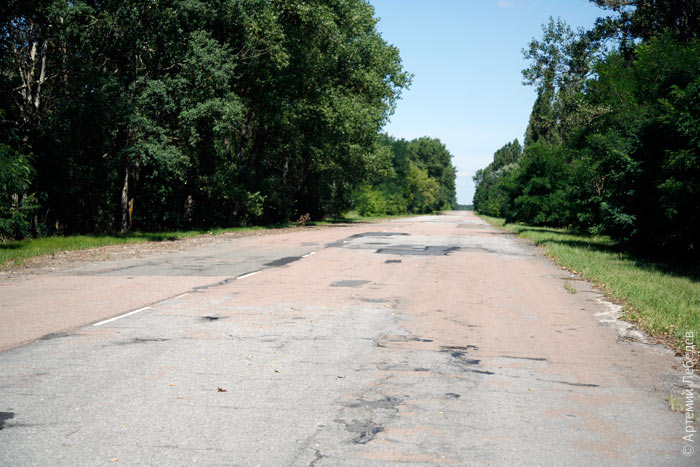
[92,307,151,327]
[302,251,315,258]
[237,271,261,280]
[175,293,189,299]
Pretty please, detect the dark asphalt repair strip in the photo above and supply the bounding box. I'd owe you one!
[441,345,486,372]
[441,345,478,351]
[376,364,430,372]
[501,355,549,362]
[309,450,327,467]
[376,246,460,256]
[385,259,402,264]
[538,379,600,388]
[193,277,237,291]
[330,280,370,287]
[326,231,409,247]
[383,335,433,343]
[114,337,170,345]
[335,419,385,445]
[40,332,71,340]
[346,396,402,411]
[264,256,302,267]
[350,232,410,238]
[0,412,14,430]
[201,315,222,321]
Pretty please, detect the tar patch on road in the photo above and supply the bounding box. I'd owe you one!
[334,419,385,445]
[351,232,410,238]
[114,337,170,345]
[264,256,302,267]
[381,334,433,343]
[384,259,402,264]
[376,246,460,256]
[330,280,370,287]
[40,332,71,340]
[441,345,478,352]
[539,379,600,388]
[441,345,490,373]
[501,355,548,362]
[376,363,430,372]
[346,396,401,411]
[326,231,409,247]
[0,412,15,430]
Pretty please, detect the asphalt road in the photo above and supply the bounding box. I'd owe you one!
[0,212,694,466]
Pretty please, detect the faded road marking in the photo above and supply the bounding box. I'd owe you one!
[92,307,151,327]
[237,271,261,280]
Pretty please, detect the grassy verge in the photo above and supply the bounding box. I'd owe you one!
[479,215,700,351]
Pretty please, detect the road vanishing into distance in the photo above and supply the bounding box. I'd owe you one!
[0,212,693,466]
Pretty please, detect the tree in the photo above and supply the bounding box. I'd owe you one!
[474,2,700,258]
[0,0,411,238]
[472,139,522,217]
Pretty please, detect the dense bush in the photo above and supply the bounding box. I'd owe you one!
[355,135,457,217]
[0,0,412,237]
[473,1,700,258]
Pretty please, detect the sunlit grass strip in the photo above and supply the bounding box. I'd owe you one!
[479,215,700,349]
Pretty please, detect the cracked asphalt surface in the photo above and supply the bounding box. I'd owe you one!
[0,212,694,466]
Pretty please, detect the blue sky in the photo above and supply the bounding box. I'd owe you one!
[368,0,608,204]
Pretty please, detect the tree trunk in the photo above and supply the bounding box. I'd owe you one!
[183,195,194,225]
[120,166,129,233]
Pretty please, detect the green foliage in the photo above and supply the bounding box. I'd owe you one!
[0,0,411,239]
[0,108,35,240]
[353,135,457,217]
[475,4,700,259]
[0,143,35,240]
[354,185,388,217]
[505,144,570,226]
[584,34,700,253]
[472,139,522,217]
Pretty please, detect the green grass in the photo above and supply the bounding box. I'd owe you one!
[563,280,577,294]
[0,226,270,268]
[479,215,700,349]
